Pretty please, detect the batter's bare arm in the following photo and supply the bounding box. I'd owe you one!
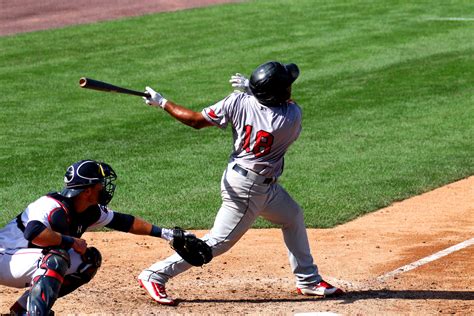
[163,100,212,129]
[143,86,213,129]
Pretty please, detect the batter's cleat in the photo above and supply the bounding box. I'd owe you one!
[297,280,344,297]
[139,279,176,306]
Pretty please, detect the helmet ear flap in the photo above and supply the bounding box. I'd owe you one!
[285,63,300,84]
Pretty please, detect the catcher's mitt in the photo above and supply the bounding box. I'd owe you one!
[170,227,213,266]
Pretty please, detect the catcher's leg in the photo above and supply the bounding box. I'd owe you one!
[59,247,102,297]
[27,248,70,315]
[0,247,43,288]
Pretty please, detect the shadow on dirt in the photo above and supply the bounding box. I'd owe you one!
[340,290,474,303]
[179,290,474,305]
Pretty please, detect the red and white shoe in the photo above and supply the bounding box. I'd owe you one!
[139,279,176,306]
[297,280,344,297]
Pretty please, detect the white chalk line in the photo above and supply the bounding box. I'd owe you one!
[326,238,474,289]
[294,238,473,315]
[377,237,474,282]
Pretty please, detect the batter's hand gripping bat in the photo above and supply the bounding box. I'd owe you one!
[79,77,150,98]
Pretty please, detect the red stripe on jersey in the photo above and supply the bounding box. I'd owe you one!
[208,109,218,119]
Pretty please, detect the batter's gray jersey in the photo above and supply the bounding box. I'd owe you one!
[201,92,302,178]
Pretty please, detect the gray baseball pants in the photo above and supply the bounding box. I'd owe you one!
[138,163,322,287]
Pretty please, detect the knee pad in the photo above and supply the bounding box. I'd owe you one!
[59,247,102,297]
[28,248,70,315]
[78,246,102,281]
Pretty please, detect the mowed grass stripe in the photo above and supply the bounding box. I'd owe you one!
[0,0,473,228]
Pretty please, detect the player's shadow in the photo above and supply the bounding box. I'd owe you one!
[338,290,474,304]
[178,290,474,305]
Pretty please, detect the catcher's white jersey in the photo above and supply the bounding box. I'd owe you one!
[202,92,302,178]
[0,195,115,288]
[0,195,114,252]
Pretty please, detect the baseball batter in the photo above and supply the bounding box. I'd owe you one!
[0,160,187,315]
[138,61,344,305]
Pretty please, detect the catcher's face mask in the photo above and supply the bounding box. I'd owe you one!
[61,160,117,206]
[97,162,117,205]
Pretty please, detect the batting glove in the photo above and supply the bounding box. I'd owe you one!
[229,73,251,94]
[144,86,168,109]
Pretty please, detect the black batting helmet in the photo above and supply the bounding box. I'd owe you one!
[60,160,117,205]
[249,61,300,106]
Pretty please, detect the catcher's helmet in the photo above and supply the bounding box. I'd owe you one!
[249,61,300,106]
[60,160,117,205]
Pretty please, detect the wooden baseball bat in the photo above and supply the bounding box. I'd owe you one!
[79,77,150,97]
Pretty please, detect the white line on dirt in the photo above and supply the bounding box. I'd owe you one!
[324,277,364,290]
[377,237,474,282]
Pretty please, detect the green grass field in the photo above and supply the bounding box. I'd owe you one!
[1,0,473,228]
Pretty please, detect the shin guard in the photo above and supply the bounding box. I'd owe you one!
[27,249,70,315]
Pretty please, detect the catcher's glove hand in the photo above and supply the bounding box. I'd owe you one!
[170,227,213,266]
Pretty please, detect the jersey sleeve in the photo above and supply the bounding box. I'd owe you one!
[24,196,62,229]
[201,92,242,129]
[86,205,115,231]
[48,208,70,234]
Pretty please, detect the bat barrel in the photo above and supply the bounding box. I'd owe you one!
[79,77,149,98]
[79,77,88,87]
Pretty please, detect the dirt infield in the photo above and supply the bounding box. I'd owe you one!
[0,0,242,36]
[1,1,473,315]
[1,176,472,314]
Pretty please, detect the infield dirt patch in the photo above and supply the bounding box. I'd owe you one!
[1,176,472,315]
[1,1,473,314]
[0,0,242,36]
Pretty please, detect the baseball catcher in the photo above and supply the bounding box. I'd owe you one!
[0,159,200,315]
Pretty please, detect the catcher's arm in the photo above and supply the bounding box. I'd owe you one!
[115,214,176,241]
[126,216,154,235]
